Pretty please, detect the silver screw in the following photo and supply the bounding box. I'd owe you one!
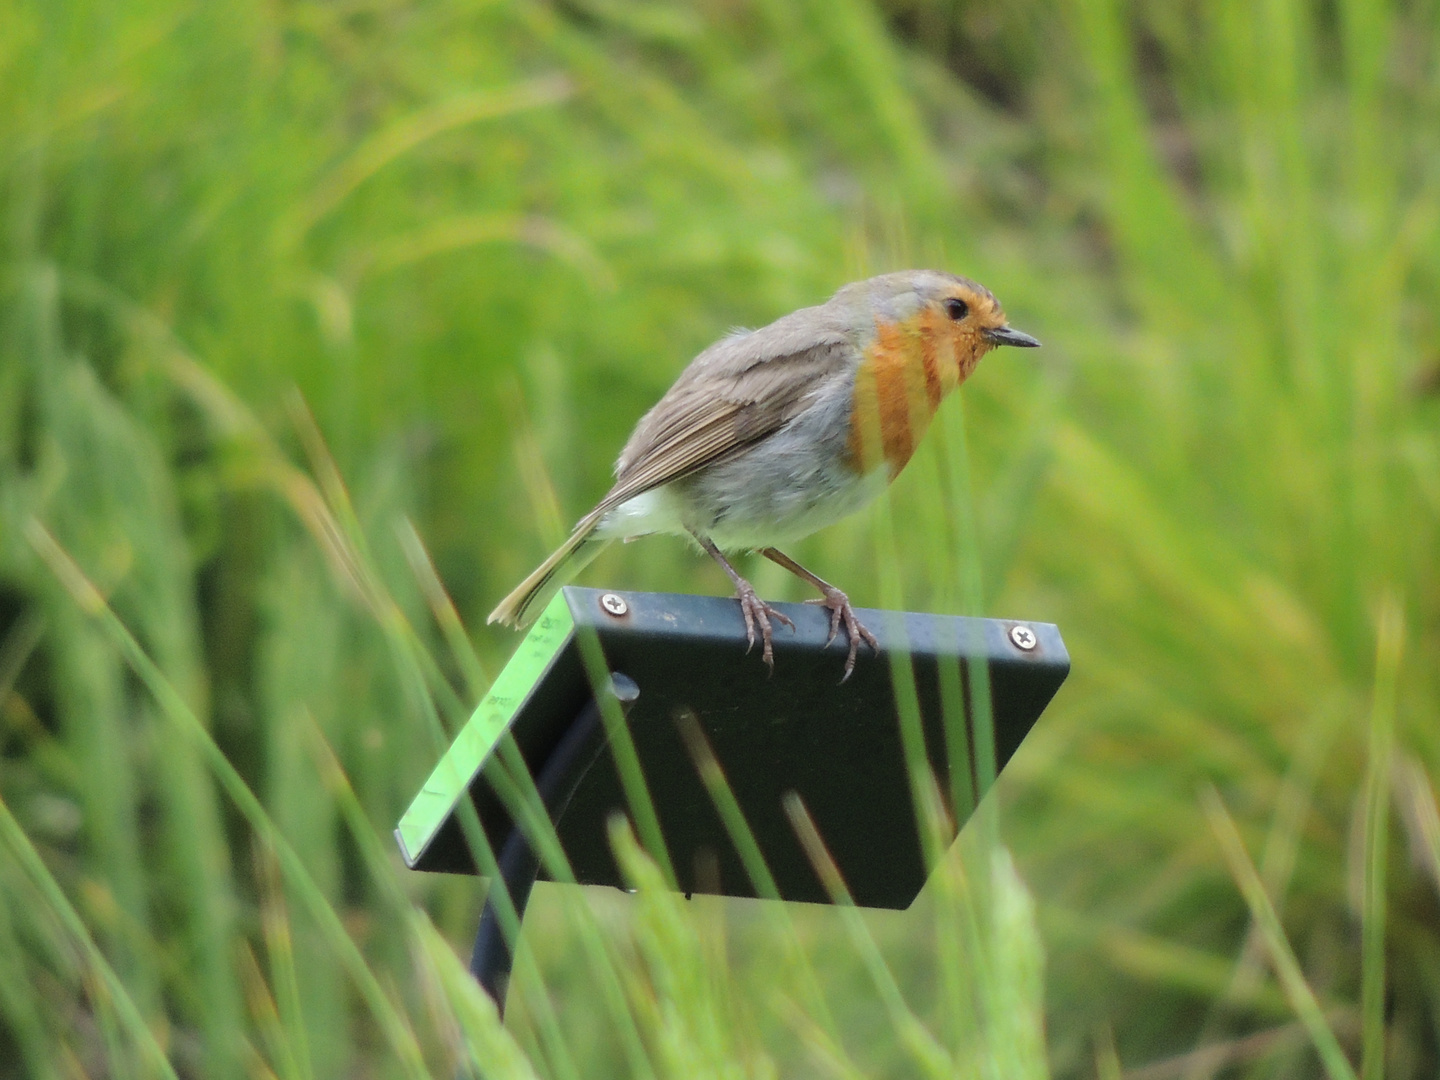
[600,593,629,617]
[1009,624,1037,651]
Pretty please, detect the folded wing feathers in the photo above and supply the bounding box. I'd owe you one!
[609,342,844,497]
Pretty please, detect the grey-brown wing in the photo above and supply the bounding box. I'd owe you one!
[579,338,851,528]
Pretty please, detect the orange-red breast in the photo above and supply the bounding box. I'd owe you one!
[489,270,1039,679]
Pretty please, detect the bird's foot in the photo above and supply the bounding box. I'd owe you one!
[807,586,879,682]
[734,579,794,673]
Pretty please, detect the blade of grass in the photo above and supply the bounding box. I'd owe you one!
[572,619,675,887]
[281,75,573,242]
[1041,905,1298,1021]
[770,994,870,1080]
[237,943,302,1080]
[483,752,657,1080]
[1177,701,1347,1075]
[32,319,244,1078]
[0,607,44,703]
[674,710,844,1046]
[396,517,491,699]
[942,397,998,795]
[1395,757,1440,898]
[411,914,543,1080]
[459,729,656,1080]
[0,790,178,1080]
[871,489,958,875]
[1127,1020,1336,1080]
[1201,785,1357,1080]
[392,518,616,1038]
[933,400,998,1059]
[606,818,737,1075]
[309,498,652,1079]
[1093,1024,1123,1080]
[1360,596,1403,1080]
[307,688,653,1080]
[784,791,953,1079]
[285,391,467,742]
[256,544,349,1079]
[26,519,433,1080]
[0,868,62,1080]
[982,848,1048,1080]
[253,841,315,1080]
[46,602,159,1015]
[301,712,584,1080]
[272,395,546,986]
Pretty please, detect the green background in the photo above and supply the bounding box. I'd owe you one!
[1,0,1437,1076]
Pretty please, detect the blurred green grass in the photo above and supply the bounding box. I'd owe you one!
[2,0,1439,1076]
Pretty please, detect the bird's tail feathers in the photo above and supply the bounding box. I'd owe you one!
[488,522,610,628]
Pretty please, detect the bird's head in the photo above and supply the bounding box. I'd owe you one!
[844,270,1040,380]
[838,270,1040,473]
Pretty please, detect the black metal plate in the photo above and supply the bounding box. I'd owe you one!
[406,587,1068,910]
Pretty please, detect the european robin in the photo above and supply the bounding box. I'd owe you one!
[489,270,1039,679]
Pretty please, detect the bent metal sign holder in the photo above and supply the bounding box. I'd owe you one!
[396,586,1069,1011]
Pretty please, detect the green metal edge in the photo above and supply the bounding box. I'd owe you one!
[394,591,575,864]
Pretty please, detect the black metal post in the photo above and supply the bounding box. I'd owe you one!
[468,672,639,1012]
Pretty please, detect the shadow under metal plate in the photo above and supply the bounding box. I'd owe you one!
[397,586,1068,910]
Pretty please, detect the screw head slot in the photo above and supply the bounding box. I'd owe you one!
[1009,624,1037,651]
[600,593,629,617]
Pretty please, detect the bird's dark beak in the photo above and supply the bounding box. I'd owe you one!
[985,325,1041,348]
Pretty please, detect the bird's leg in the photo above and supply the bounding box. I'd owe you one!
[690,531,794,671]
[760,548,879,682]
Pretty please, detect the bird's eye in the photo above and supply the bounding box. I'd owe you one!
[944,297,969,321]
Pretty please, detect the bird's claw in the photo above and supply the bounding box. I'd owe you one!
[807,588,878,682]
[735,581,794,673]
